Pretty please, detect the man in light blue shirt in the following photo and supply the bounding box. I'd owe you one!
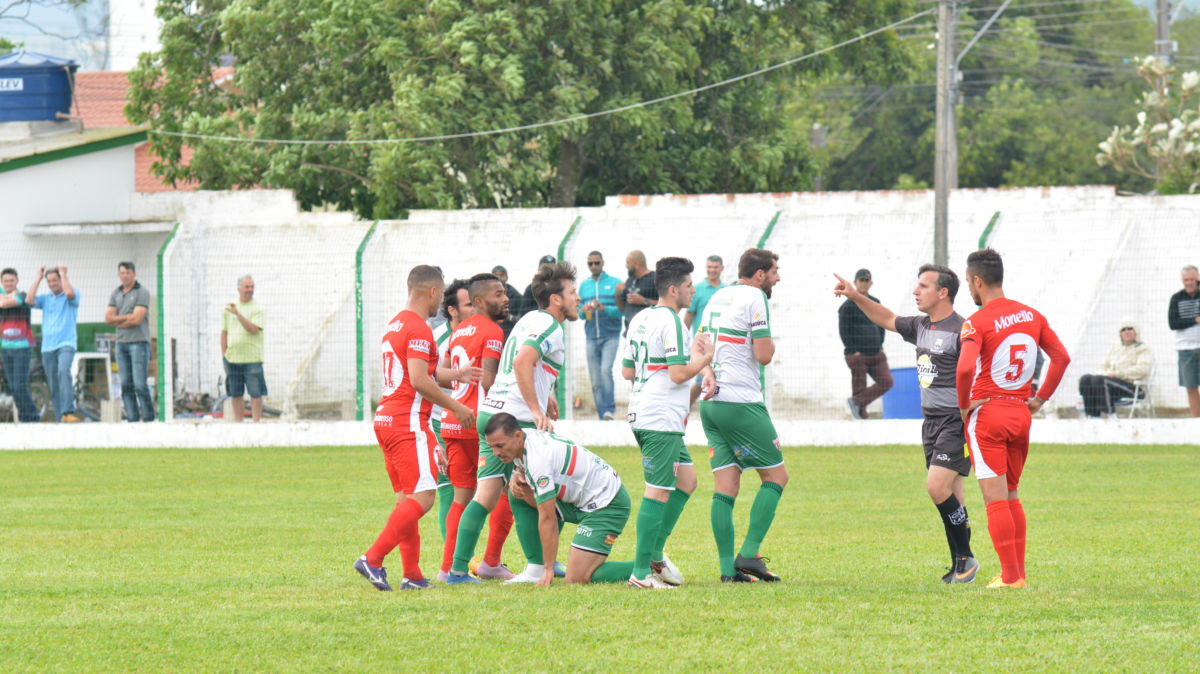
[684,255,725,405]
[579,251,624,419]
[29,265,81,422]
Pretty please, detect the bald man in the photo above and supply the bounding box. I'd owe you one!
[622,250,658,334]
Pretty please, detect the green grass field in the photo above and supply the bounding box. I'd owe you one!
[2,442,1197,671]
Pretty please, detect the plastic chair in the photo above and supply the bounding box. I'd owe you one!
[1111,364,1154,418]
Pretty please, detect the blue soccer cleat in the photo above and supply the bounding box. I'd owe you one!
[444,571,481,585]
[354,555,392,591]
[553,561,567,578]
[399,578,435,590]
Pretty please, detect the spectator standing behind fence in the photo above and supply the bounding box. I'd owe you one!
[621,250,658,334]
[106,262,155,422]
[1,268,39,422]
[1077,319,1152,418]
[579,251,623,420]
[518,255,556,320]
[838,268,893,419]
[1169,264,1200,417]
[491,265,522,340]
[28,265,81,422]
[221,275,266,422]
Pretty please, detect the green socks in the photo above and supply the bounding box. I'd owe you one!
[437,482,454,540]
[739,481,784,559]
[450,500,490,574]
[652,489,691,561]
[711,493,737,576]
[509,495,543,565]
[590,560,635,583]
[633,497,667,580]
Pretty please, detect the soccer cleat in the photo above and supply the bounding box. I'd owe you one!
[628,574,676,589]
[353,555,392,591]
[986,574,1027,589]
[950,556,979,584]
[399,578,435,590]
[650,555,683,586]
[503,565,545,584]
[444,571,481,585]
[554,561,567,578]
[846,398,865,420]
[436,570,450,582]
[941,568,954,584]
[735,554,781,582]
[475,561,516,580]
[720,572,757,583]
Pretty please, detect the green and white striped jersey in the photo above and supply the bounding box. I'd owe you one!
[517,429,622,512]
[481,310,563,422]
[623,306,691,433]
[698,284,772,404]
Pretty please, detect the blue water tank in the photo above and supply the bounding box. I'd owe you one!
[0,51,79,122]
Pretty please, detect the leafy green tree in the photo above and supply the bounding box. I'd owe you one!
[128,0,922,217]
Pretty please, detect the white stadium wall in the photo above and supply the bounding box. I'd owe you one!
[6,185,1197,424]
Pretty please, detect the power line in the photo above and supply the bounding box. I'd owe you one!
[150,8,934,146]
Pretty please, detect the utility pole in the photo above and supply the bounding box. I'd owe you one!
[933,0,956,266]
[1156,0,1174,65]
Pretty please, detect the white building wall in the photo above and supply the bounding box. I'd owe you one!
[5,183,1195,419]
[0,145,165,331]
[105,0,161,71]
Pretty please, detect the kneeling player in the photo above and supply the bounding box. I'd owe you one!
[486,413,641,586]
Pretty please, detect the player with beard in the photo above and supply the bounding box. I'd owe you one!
[437,273,517,580]
[697,248,787,583]
[445,261,580,585]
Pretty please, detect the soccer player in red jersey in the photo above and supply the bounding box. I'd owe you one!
[955,249,1070,589]
[438,273,514,580]
[354,265,479,591]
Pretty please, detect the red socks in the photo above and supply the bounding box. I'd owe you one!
[441,501,466,573]
[1008,498,1027,580]
[986,500,1021,584]
[366,498,427,579]
[484,492,514,567]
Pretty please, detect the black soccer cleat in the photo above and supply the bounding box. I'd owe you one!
[941,567,954,584]
[734,554,781,582]
[720,571,758,583]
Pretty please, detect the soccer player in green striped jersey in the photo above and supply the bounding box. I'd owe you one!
[486,413,638,586]
[622,257,715,588]
[697,248,788,583]
[445,262,579,585]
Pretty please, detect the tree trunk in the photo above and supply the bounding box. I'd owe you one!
[550,138,583,207]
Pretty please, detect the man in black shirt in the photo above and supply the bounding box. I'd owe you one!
[1168,264,1200,417]
[621,250,658,334]
[838,268,893,419]
[517,255,556,321]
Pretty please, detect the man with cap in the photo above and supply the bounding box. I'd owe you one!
[491,265,522,340]
[838,268,893,418]
[518,255,557,320]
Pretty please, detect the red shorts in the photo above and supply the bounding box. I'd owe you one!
[375,427,438,494]
[965,400,1030,490]
[443,436,480,489]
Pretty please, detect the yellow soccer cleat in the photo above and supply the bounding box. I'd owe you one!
[986,574,1027,589]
